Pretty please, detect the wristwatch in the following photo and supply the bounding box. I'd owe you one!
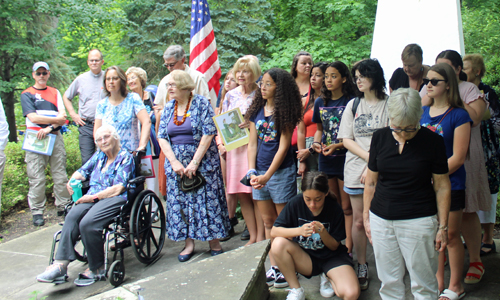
[93,195,100,203]
[48,125,55,132]
[308,146,315,154]
[192,159,199,166]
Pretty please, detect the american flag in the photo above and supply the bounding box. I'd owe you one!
[190,0,221,107]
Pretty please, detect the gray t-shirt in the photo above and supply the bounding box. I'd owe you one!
[64,70,105,121]
[338,97,389,188]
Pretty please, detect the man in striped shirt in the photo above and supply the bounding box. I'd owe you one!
[21,62,71,226]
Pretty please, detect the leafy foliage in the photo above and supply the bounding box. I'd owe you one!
[121,0,274,84]
[262,0,377,71]
[462,0,500,92]
[1,128,81,213]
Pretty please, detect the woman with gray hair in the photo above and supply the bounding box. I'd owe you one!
[126,66,160,194]
[158,70,229,262]
[363,88,451,299]
[36,125,136,286]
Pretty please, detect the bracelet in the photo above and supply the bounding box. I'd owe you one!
[312,142,321,146]
[438,225,448,231]
[246,169,257,177]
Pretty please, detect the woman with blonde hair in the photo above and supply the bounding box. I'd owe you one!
[217,57,264,244]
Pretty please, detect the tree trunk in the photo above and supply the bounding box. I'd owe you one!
[2,91,19,143]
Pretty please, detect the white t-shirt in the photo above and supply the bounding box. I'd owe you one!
[338,97,389,188]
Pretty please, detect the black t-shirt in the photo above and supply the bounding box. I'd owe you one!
[368,127,449,220]
[389,68,425,92]
[274,194,347,260]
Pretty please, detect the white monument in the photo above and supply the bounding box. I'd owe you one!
[370,0,464,87]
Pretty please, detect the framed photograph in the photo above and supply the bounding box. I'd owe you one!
[140,155,156,179]
[22,129,56,156]
[213,107,249,152]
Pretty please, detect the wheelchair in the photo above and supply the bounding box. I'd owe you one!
[48,151,166,287]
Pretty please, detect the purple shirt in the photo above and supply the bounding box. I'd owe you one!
[168,116,195,145]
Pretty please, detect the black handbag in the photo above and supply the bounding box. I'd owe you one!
[240,116,271,187]
[180,171,206,192]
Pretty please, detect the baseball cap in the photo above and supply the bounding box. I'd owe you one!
[32,62,50,72]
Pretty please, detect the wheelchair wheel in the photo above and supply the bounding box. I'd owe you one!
[108,260,125,287]
[130,190,166,264]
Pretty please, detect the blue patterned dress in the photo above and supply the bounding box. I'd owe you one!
[78,149,135,199]
[95,93,146,151]
[158,94,229,241]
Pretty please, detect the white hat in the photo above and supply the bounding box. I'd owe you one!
[32,62,50,72]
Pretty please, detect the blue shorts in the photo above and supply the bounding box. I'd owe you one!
[343,186,364,195]
[253,165,297,204]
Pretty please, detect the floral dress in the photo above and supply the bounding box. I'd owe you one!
[158,94,229,241]
[95,93,146,151]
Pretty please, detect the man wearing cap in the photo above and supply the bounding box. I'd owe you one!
[63,49,106,165]
[21,62,71,226]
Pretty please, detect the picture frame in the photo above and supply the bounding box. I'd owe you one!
[213,107,249,152]
[140,155,156,179]
[22,129,56,156]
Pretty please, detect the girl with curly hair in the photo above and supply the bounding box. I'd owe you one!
[312,61,357,257]
[338,58,389,291]
[245,67,303,288]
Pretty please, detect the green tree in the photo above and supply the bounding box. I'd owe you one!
[462,0,500,91]
[263,0,377,71]
[121,0,274,84]
[0,0,72,142]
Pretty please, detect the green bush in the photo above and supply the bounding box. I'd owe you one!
[1,126,81,213]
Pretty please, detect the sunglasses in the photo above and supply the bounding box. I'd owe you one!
[423,78,446,86]
[35,72,48,76]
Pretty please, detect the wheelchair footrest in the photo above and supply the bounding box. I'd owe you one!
[52,275,68,285]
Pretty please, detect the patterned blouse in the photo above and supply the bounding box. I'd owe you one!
[95,93,146,151]
[78,149,135,199]
[221,88,255,115]
[158,94,219,171]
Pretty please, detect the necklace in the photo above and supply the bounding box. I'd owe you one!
[264,103,274,113]
[173,94,192,126]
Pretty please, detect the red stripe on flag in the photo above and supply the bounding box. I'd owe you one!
[208,68,222,96]
[197,50,219,74]
[190,31,215,64]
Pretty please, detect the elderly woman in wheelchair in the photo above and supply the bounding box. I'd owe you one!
[36,125,136,286]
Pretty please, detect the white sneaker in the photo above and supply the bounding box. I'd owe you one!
[286,287,305,300]
[319,273,335,298]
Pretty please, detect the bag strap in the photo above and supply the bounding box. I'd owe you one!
[351,97,361,116]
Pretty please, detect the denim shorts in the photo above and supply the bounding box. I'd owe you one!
[343,186,364,195]
[253,164,297,204]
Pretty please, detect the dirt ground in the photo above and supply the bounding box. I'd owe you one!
[0,196,64,243]
[1,197,500,244]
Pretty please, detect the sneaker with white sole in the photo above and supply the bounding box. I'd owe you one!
[274,271,289,288]
[357,262,369,291]
[36,263,68,284]
[319,273,335,297]
[286,287,305,300]
[266,266,278,286]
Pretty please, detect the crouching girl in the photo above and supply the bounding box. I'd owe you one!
[270,171,360,300]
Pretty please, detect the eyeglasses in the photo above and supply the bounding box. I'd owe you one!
[423,78,446,86]
[88,59,102,63]
[127,76,138,82]
[354,75,366,82]
[166,83,177,89]
[163,61,179,68]
[95,134,112,144]
[390,127,418,133]
[106,77,120,82]
[35,72,48,76]
[260,82,274,89]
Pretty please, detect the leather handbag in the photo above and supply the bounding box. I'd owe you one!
[180,172,206,192]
